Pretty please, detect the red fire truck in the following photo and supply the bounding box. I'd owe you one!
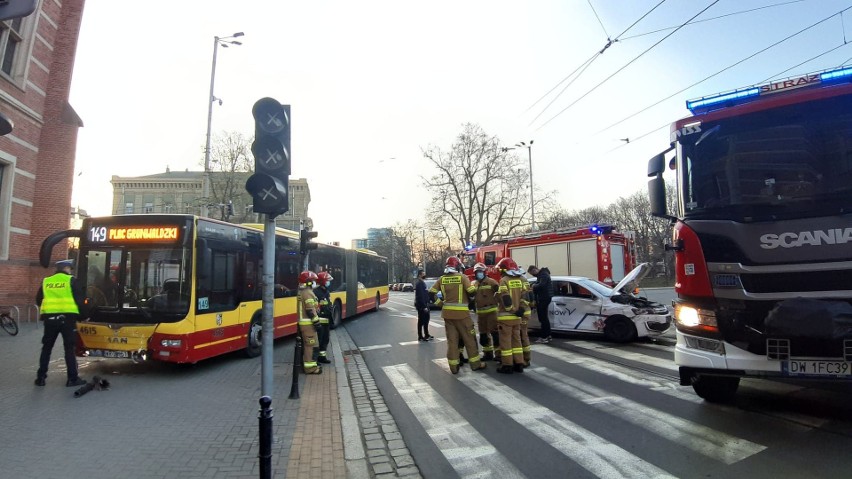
[460,224,636,285]
[648,66,852,402]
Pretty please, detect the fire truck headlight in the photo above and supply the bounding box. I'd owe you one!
[160,339,182,348]
[674,305,717,329]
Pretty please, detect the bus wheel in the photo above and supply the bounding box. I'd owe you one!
[329,301,342,330]
[692,375,739,403]
[245,315,262,358]
[604,316,636,343]
[373,293,380,311]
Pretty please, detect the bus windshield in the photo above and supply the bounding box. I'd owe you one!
[677,94,852,220]
[81,245,192,322]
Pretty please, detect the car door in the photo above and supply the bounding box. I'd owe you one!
[548,280,604,333]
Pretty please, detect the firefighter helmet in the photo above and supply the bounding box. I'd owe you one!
[317,271,334,287]
[299,271,318,286]
[445,256,463,273]
[473,262,487,272]
[496,257,522,276]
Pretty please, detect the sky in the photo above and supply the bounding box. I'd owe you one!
[68,0,852,246]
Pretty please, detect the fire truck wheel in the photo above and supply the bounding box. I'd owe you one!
[692,375,740,403]
[603,316,636,343]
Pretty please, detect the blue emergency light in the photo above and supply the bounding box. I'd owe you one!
[686,65,852,114]
[590,225,600,234]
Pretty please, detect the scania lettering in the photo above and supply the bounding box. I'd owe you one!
[647,66,852,402]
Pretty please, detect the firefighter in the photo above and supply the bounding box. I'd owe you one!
[472,262,500,361]
[495,257,527,374]
[298,271,322,374]
[313,271,334,364]
[429,256,486,374]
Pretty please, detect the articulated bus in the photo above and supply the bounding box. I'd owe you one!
[40,214,389,364]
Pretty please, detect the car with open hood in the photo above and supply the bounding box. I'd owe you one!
[527,263,671,342]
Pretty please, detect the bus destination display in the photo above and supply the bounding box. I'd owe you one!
[88,225,180,243]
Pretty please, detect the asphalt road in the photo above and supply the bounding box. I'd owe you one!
[342,291,852,479]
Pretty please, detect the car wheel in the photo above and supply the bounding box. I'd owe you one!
[245,314,262,358]
[329,301,342,330]
[692,375,740,403]
[603,315,636,343]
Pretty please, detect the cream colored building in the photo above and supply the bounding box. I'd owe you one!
[110,169,312,231]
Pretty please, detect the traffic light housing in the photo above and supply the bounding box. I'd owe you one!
[300,229,319,255]
[246,98,290,216]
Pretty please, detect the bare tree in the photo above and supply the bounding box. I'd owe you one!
[422,123,556,250]
[206,131,252,221]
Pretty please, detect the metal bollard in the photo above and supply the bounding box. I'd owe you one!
[258,395,273,479]
[288,331,302,399]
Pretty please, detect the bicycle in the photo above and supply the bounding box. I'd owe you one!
[1,310,18,336]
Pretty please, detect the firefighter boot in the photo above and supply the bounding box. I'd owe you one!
[317,351,331,364]
[513,363,525,373]
[471,360,486,371]
[497,365,514,374]
[483,351,494,361]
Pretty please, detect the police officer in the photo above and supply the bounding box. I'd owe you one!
[313,271,334,364]
[429,256,486,374]
[495,257,527,374]
[34,259,87,387]
[472,263,500,361]
[298,271,322,374]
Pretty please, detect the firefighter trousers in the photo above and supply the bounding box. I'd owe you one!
[477,311,498,358]
[520,319,531,365]
[445,317,482,372]
[299,322,320,373]
[497,318,524,366]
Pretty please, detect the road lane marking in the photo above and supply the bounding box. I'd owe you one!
[434,358,677,479]
[359,344,392,351]
[383,364,526,479]
[525,366,766,464]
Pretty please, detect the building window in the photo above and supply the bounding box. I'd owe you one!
[125,202,134,214]
[144,202,153,213]
[0,16,28,80]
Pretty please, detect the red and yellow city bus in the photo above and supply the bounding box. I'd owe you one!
[39,215,389,363]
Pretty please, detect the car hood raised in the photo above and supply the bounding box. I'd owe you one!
[613,262,650,295]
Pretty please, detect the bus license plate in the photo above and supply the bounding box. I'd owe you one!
[90,350,130,359]
[783,360,852,377]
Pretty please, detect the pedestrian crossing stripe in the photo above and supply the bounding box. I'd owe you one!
[433,358,677,479]
[382,364,526,479]
[566,340,678,372]
[524,366,766,464]
[359,344,392,351]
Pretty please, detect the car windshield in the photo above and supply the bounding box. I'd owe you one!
[678,93,852,220]
[576,278,615,298]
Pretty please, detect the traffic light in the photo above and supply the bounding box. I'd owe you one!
[300,229,319,255]
[245,98,290,216]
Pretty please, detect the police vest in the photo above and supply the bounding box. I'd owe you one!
[41,273,79,315]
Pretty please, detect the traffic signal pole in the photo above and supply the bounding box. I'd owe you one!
[258,213,276,479]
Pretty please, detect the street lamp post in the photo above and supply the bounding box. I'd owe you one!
[203,31,244,217]
[505,140,535,231]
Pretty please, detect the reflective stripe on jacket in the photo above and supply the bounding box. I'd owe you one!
[496,276,525,321]
[473,277,499,314]
[430,272,476,320]
[41,273,79,314]
[298,288,318,326]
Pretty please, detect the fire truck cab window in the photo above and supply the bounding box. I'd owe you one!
[484,252,496,266]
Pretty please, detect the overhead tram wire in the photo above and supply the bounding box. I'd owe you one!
[525,0,667,116]
[619,0,807,41]
[593,6,852,137]
[759,41,850,83]
[588,0,611,39]
[604,122,670,155]
[535,0,720,132]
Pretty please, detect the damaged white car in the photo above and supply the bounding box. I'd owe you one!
[528,263,671,342]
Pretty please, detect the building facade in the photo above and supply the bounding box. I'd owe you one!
[110,169,312,231]
[0,1,85,311]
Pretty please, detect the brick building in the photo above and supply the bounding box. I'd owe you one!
[110,169,313,230]
[0,1,85,313]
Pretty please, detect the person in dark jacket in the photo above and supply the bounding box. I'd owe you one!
[34,259,88,387]
[414,270,433,341]
[528,265,553,343]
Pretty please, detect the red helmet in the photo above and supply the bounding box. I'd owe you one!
[445,256,463,273]
[473,262,487,272]
[299,271,318,286]
[496,257,521,275]
[317,271,334,286]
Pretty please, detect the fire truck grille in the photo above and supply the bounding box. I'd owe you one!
[740,269,852,294]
